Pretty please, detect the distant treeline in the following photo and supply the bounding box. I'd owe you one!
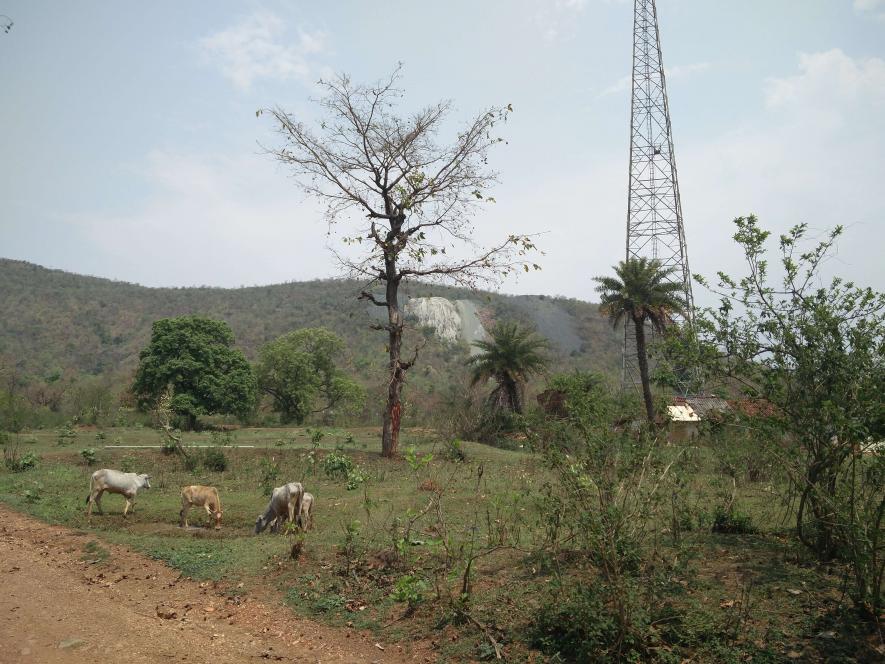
[0,258,620,429]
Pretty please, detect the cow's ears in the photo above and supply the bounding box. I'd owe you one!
[143,474,151,479]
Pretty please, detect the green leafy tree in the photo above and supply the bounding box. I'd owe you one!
[467,322,548,414]
[132,317,256,429]
[255,328,365,424]
[690,216,884,613]
[594,258,687,423]
[262,66,539,457]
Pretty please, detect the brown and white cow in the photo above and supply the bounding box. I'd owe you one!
[180,485,223,529]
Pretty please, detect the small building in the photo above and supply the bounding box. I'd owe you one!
[667,395,729,442]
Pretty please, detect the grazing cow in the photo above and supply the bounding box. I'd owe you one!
[254,482,303,534]
[179,485,223,529]
[296,492,315,531]
[86,469,151,517]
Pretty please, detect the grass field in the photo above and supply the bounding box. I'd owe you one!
[0,425,879,662]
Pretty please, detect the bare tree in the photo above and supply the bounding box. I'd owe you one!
[262,66,539,457]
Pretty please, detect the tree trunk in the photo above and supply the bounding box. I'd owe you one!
[634,317,655,423]
[381,261,404,458]
[508,377,524,415]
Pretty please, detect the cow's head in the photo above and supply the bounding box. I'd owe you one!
[254,514,269,535]
[140,474,152,489]
[213,509,223,530]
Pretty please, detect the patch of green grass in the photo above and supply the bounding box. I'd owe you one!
[144,539,236,580]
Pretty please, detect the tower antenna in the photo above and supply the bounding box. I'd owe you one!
[623,0,695,394]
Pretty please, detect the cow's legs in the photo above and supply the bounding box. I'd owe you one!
[123,497,133,517]
[271,515,284,534]
[87,489,104,516]
[180,501,190,528]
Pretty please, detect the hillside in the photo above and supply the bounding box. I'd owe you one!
[0,258,621,410]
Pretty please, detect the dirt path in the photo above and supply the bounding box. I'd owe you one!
[0,505,417,663]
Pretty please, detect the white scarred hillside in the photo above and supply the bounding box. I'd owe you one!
[404,297,489,352]
[404,297,462,342]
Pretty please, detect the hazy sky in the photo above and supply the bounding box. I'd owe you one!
[1,1,883,305]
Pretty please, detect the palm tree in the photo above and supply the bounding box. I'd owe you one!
[594,258,687,423]
[468,322,549,414]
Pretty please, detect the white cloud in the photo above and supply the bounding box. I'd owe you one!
[597,62,712,97]
[764,49,885,127]
[199,12,328,91]
[853,0,885,21]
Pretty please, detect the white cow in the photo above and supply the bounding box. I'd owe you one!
[86,469,151,517]
[296,492,315,531]
[254,482,303,534]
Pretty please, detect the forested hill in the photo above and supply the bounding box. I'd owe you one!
[0,258,621,390]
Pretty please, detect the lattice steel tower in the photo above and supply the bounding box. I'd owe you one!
[623,0,695,393]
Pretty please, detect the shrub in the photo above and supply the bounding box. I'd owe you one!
[321,451,365,490]
[23,481,44,503]
[4,447,39,473]
[120,454,137,473]
[321,451,354,479]
[344,466,366,491]
[80,448,97,466]
[391,574,428,612]
[711,505,756,535]
[258,457,280,496]
[530,582,648,662]
[202,448,228,472]
[443,438,467,463]
[56,423,76,446]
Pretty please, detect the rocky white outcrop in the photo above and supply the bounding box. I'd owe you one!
[405,297,462,343]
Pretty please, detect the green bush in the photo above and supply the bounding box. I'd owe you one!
[79,448,97,466]
[4,448,39,472]
[23,481,44,503]
[444,438,467,463]
[120,454,137,473]
[161,438,180,455]
[391,574,427,609]
[321,451,354,479]
[530,582,648,662]
[202,448,228,472]
[56,423,76,446]
[258,457,280,496]
[711,505,756,534]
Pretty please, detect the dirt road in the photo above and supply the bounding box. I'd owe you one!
[0,505,416,663]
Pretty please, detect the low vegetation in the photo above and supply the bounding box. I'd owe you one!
[1,421,880,661]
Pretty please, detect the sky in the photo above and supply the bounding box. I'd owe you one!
[1,0,883,306]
